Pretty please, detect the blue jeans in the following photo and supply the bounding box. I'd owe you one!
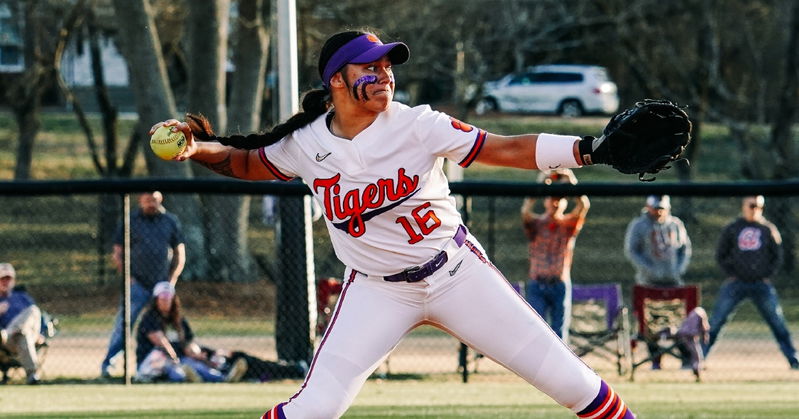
[525,278,571,340]
[159,357,224,382]
[101,281,152,370]
[704,279,798,365]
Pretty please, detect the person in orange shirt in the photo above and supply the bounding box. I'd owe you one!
[521,169,590,340]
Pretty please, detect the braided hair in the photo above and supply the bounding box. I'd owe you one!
[186,31,367,150]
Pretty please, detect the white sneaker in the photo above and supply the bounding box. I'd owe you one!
[26,373,41,385]
[225,358,248,382]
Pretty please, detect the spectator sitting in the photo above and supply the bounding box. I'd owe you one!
[624,195,692,370]
[675,307,709,380]
[0,263,43,384]
[135,282,247,383]
[198,346,308,383]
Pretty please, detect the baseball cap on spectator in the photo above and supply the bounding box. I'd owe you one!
[0,263,16,278]
[646,195,671,209]
[153,281,175,298]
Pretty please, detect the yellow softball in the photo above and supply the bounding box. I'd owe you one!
[150,125,187,160]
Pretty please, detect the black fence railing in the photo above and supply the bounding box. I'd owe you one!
[0,179,797,384]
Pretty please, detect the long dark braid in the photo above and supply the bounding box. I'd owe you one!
[185,88,330,150]
[185,31,369,150]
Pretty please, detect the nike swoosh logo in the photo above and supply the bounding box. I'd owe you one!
[316,152,332,162]
[449,260,463,276]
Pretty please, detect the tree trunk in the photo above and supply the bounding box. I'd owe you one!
[186,0,230,131]
[12,105,40,180]
[212,0,271,283]
[87,10,120,177]
[768,0,799,273]
[770,0,798,181]
[11,0,45,180]
[184,0,238,281]
[111,0,208,280]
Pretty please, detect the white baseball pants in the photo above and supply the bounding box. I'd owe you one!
[281,235,601,418]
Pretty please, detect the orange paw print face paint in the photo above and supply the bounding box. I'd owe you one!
[449,117,474,133]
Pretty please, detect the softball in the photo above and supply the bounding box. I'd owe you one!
[150,125,187,160]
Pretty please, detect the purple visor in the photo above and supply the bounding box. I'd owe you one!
[322,34,409,87]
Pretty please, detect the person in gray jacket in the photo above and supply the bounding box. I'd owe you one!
[624,195,693,370]
[624,195,692,287]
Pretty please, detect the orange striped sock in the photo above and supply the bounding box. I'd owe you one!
[576,380,634,419]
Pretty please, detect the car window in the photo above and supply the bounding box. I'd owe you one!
[531,72,583,83]
[508,74,532,85]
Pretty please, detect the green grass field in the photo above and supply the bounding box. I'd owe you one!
[2,379,798,418]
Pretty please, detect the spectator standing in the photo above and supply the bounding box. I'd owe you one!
[135,282,247,383]
[100,191,186,378]
[521,169,590,340]
[0,263,43,384]
[624,195,692,369]
[704,196,799,369]
[624,195,691,287]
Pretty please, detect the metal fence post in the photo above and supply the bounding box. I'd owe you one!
[275,194,316,363]
[459,195,472,383]
[122,193,132,385]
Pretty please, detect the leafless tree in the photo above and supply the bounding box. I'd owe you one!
[0,0,76,180]
[111,0,209,279]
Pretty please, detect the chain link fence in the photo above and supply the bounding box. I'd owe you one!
[0,180,797,384]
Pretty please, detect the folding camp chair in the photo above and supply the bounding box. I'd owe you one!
[569,283,632,376]
[0,310,58,384]
[316,277,343,336]
[630,284,700,381]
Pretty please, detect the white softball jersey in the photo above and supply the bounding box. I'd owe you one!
[258,102,606,419]
[259,102,485,276]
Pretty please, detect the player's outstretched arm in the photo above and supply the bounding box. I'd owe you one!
[149,120,277,181]
[476,133,581,170]
[475,99,690,180]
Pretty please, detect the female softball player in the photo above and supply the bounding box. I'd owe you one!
[153,30,635,419]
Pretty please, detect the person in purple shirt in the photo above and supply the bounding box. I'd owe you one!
[0,263,43,384]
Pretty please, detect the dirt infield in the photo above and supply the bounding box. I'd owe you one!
[10,327,794,384]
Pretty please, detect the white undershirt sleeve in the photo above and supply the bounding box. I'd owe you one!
[535,133,582,170]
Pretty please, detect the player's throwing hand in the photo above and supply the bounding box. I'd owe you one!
[148,119,196,161]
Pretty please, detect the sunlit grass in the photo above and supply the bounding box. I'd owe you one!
[1,380,798,418]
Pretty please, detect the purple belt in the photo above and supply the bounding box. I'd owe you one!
[384,225,468,283]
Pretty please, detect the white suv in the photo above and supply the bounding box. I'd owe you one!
[475,65,620,117]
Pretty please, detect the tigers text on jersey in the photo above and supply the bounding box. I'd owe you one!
[259,102,485,276]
